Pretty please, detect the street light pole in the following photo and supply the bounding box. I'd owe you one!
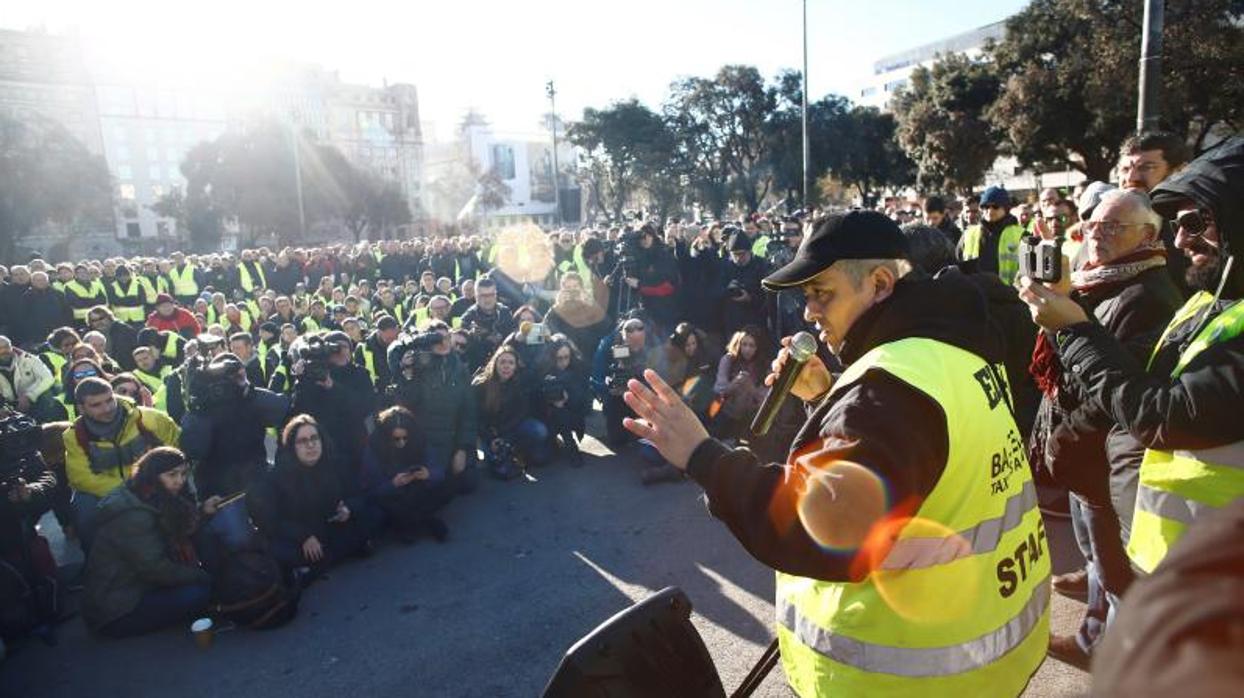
[546,80,563,227]
[289,119,307,241]
[1137,0,1163,132]
[801,0,810,211]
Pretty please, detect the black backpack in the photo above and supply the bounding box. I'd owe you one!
[211,549,299,630]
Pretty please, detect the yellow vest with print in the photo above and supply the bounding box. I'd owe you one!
[960,224,1025,284]
[776,337,1050,698]
[1128,292,1244,573]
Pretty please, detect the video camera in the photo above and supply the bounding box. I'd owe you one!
[609,231,643,282]
[288,334,335,383]
[540,374,568,404]
[186,353,247,413]
[606,344,636,396]
[1018,233,1064,284]
[0,412,44,496]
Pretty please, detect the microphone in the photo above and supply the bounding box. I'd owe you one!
[750,331,818,437]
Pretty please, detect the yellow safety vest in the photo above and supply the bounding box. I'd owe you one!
[751,234,771,258]
[169,264,199,297]
[776,337,1049,697]
[42,352,68,392]
[64,280,102,321]
[135,275,159,306]
[237,262,267,294]
[133,367,168,395]
[159,333,183,362]
[110,279,145,323]
[1128,292,1244,573]
[960,224,1025,284]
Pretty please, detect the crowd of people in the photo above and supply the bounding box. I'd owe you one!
[0,129,1239,690]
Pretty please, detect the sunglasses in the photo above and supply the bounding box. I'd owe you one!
[1173,210,1211,237]
[981,204,1006,211]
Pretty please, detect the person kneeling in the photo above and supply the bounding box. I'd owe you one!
[363,407,451,544]
[83,447,214,638]
[248,415,382,581]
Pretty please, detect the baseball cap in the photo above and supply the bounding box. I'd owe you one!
[761,211,909,290]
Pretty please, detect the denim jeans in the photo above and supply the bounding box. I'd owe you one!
[71,491,103,552]
[99,583,212,638]
[1070,494,1134,653]
[500,418,551,466]
[425,445,479,496]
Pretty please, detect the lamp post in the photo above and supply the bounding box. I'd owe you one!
[546,80,563,227]
[801,0,810,210]
[1137,0,1163,132]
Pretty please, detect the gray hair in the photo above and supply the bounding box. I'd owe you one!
[835,258,913,287]
[1097,189,1161,232]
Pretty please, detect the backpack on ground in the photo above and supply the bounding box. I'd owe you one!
[211,548,299,630]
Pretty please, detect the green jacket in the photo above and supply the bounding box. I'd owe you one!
[82,486,209,631]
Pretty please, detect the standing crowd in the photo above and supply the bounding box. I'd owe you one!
[0,131,1240,690]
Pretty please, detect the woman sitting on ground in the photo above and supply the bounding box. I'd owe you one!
[362,406,450,543]
[472,345,550,478]
[83,447,216,638]
[711,326,771,442]
[248,414,382,577]
[110,373,154,408]
[536,335,591,467]
[662,322,719,422]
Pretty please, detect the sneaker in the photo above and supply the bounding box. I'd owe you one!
[641,464,683,486]
[1046,633,1091,671]
[1052,569,1089,601]
[423,517,449,543]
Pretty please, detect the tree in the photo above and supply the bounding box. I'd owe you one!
[988,0,1243,179]
[568,99,672,221]
[0,113,112,263]
[836,107,916,203]
[767,69,855,208]
[891,52,1001,194]
[664,66,777,215]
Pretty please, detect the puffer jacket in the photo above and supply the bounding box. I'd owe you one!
[0,347,55,404]
[83,485,209,631]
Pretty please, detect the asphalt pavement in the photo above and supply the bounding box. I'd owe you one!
[0,414,1091,697]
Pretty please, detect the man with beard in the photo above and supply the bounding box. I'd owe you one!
[459,277,515,372]
[957,185,1025,284]
[1022,136,1244,583]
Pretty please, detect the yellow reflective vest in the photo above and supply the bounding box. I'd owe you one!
[776,337,1049,697]
[1128,293,1244,573]
[960,224,1025,284]
[237,261,267,294]
[63,400,181,498]
[169,263,199,297]
[110,278,146,323]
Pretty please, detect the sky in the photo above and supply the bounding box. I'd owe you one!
[2,0,1030,141]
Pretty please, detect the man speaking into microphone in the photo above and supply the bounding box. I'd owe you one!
[622,211,1050,697]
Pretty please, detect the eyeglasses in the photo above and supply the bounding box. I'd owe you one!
[981,204,1006,211]
[294,434,322,447]
[1083,220,1146,236]
[1173,210,1211,237]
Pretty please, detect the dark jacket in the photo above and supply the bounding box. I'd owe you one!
[18,286,72,348]
[674,240,725,334]
[83,486,210,630]
[105,321,139,372]
[720,255,769,338]
[180,387,290,498]
[249,447,356,547]
[632,241,680,328]
[956,213,1020,277]
[684,271,1001,581]
[1057,137,1244,467]
[1032,266,1183,504]
[291,379,368,480]
[390,351,478,457]
[267,262,303,296]
[473,376,532,440]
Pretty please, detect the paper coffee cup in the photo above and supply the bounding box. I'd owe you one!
[191,618,214,649]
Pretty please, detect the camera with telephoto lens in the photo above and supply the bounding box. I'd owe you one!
[186,354,247,413]
[606,344,636,396]
[1018,233,1064,283]
[0,411,45,498]
[289,335,334,383]
[609,231,642,283]
[725,279,749,301]
[540,374,568,404]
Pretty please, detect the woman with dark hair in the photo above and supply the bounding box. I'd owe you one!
[472,346,549,478]
[110,373,154,408]
[536,335,590,466]
[248,415,381,577]
[83,447,215,638]
[362,406,450,543]
[662,322,719,421]
[543,287,609,360]
[711,326,771,442]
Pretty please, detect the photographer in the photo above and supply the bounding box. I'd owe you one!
[290,334,369,476]
[590,314,668,452]
[0,410,61,644]
[179,353,290,549]
[673,224,725,337]
[472,345,549,479]
[606,225,679,332]
[389,323,480,497]
[459,277,516,372]
[536,336,591,467]
[766,220,812,341]
[721,229,770,338]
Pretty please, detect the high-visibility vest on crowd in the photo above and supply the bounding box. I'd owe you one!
[135,275,159,307]
[169,263,199,297]
[133,367,169,395]
[41,351,68,393]
[355,344,380,384]
[775,337,1050,698]
[960,223,1025,284]
[1127,292,1244,574]
[64,280,105,322]
[302,316,322,334]
[156,275,171,295]
[751,234,771,258]
[158,333,183,366]
[237,262,267,294]
[110,278,146,323]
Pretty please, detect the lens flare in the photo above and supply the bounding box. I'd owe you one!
[493,224,555,283]
[862,516,980,624]
[793,456,888,553]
